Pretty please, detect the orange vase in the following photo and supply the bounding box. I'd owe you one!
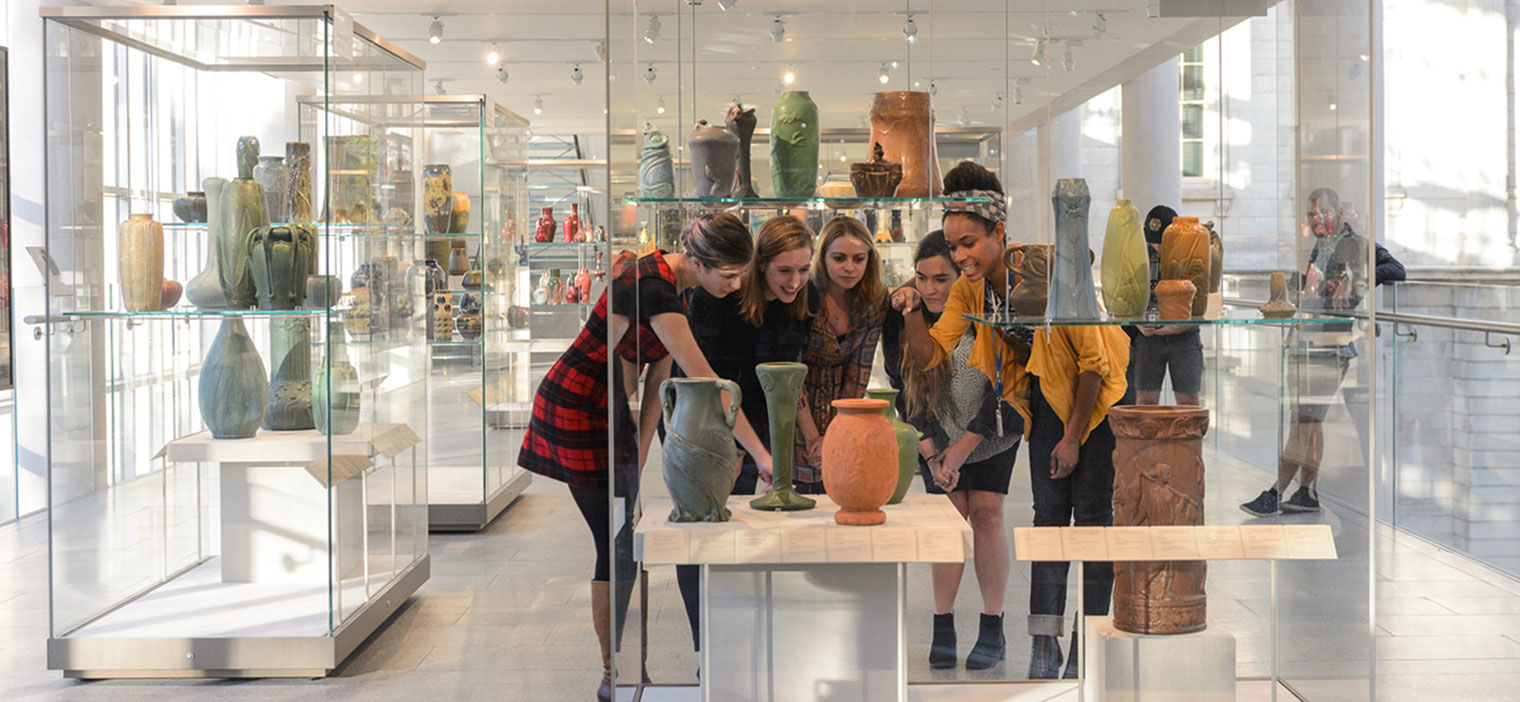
[822,398,899,526]
[1159,216,1211,317]
[1154,279,1197,321]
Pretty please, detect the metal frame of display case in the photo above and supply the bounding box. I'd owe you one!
[40,5,429,678]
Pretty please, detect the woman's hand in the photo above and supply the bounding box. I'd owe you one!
[931,455,959,492]
[805,436,824,469]
[891,287,921,314]
[754,452,774,487]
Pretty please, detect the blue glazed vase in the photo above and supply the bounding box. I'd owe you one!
[199,318,268,439]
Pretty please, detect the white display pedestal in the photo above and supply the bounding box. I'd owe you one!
[1081,616,1236,702]
[636,494,973,702]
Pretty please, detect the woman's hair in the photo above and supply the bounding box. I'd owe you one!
[680,212,753,269]
[740,215,815,326]
[942,160,1004,234]
[812,216,886,307]
[900,230,957,421]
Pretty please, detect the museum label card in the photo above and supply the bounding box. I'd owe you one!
[1012,528,1065,561]
[1060,528,1110,560]
[781,529,828,563]
[826,529,873,562]
[733,530,782,564]
[1149,526,1202,560]
[689,531,736,563]
[371,423,422,459]
[1105,527,1155,560]
[1239,525,1291,559]
[917,529,965,562]
[1196,526,1245,559]
[871,528,918,562]
[641,530,689,564]
[1284,525,1338,559]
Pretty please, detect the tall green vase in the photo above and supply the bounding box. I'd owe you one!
[314,320,361,435]
[218,136,268,309]
[264,317,315,431]
[769,91,819,199]
[866,388,918,504]
[1101,198,1150,319]
[750,362,816,511]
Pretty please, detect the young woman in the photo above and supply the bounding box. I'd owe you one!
[883,231,1021,670]
[517,213,773,702]
[675,214,816,651]
[794,216,888,493]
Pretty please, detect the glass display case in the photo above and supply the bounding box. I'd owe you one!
[600,2,1379,701]
[40,5,428,678]
[419,95,533,531]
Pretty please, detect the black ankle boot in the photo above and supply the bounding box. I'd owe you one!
[929,613,956,669]
[1028,634,1063,679]
[1062,631,1080,679]
[964,612,1006,669]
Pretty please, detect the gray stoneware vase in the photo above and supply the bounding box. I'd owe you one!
[199,318,268,439]
[264,317,315,431]
[660,377,742,522]
[688,120,739,198]
[1046,177,1101,320]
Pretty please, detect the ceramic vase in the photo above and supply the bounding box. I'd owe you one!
[535,207,556,243]
[639,128,676,199]
[866,388,918,505]
[422,258,448,296]
[1154,279,1197,321]
[822,398,899,525]
[422,164,453,235]
[574,269,592,303]
[1207,222,1224,294]
[562,203,582,242]
[247,224,318,310]
[199,318,267,439]
[219,137,269,309]
[750,363,816,510]
[264,317,314,431]
[173,192,207,223]
[448,246,470,276]
[456,310,483,340]
[449,192,471,234]
[1109,405,1210,635]
[188,178,229,309]
[344,288,373,336]
[660,377,742,522]
[1047,178,1101,320]
[306,274,341,310]
[429,292,454,340]
[286,142,313,222]
[254,156,292,222]
[1260,272,1296,318]
[314,320,361,435]
[1003,243,1053,317]
[1160,216,1211,318]
[769,91,820,199]
[870,91,941,198]
[1101,198,1150,319]
[689,119,740,198]
[119,213,164,312]
[726,104,760,197]
[851,142,903,198]
[462,270,484,291]
[326,135,376,224]
[161,280,183,309]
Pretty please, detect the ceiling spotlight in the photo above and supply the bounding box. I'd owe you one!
[929,81,937,96]
[1146,1,1161,19]
[1359,52,1371,62]
[434,79,446,94]
[656,96,667,114]
[428,16,443,44]
[595,41,608,62]
[1014,82,1023,105]
[1030,38,1045,66]
[782,65,796,85]
[571,64,584,85]
[770,16,786,43]
[485,43,500,66]
[903,14,919,44]
[717,0,738,10]
[1092,12,1107,38]
[1062,42,1075,72]
[643,63,657,84]
[879,62,891,84]
[352,72,363,84]
[644,15,661,44]
[992,93,1004,111]
[534,96,544,115]
[495,64,508,84]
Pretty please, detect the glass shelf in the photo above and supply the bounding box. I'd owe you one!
[623,196,989,209]
[961,309,1356,328]
[64,308,336,320]
[424,231,482,239]
[427,339,483,347]
[528,303,594,312]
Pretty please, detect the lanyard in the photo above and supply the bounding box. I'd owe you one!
[984,277,1011,437]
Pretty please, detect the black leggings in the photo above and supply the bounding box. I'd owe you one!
[569,483,638,639]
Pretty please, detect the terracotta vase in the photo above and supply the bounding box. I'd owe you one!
[161,280,183,309]
[199,318,268,439]
[314,320,361,435]
[247,224,318,311]
[1002,243,1052,317]
[639,128,676,199]
[850,142,903,198]
[1154,279,1197,321]
[1109,405,1211,635]
[822,398,899,526]
[253,156,291,223]
[726,103,760,198]
[770,91,820,199]
[422,164,453,235]
[429,292,454,340]
[264,317,315,431]
[1260,272,1297,318]
[1047,178,1101,319]
[690,119,741,198]
[119,213,164,312]
[866,388,918,505]
[869,91,941,198]
[575,269,592,302]
[750,362,817,510]
[660,378,742,522]
[562,202,582,242]
[1207,221,1224,294]
[1101,198,1150,319]
[187,178,228,310]
[448,246,470,276]
[535,207,556,243]
[1160,216,1211,318]
[449,192,471,234]
[172,191,207,223]
[286,142,313,222]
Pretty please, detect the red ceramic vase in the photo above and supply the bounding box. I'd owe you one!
[563,202,581,242]
[535,207,556,243]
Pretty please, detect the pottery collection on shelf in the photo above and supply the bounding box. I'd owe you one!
[661,377,742,522]
[822,398,899,526]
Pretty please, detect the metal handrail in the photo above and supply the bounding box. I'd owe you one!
[1223,297,1520,337]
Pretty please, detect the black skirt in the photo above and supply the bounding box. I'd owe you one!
[919,442,1020,495]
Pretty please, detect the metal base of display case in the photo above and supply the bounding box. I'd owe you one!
[48,555,430,679]
[428,469,531,532]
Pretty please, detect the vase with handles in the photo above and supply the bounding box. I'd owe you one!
[422,164,453,235]
[1046,178,1101,320]
[866,388,918,505]
[1002,243,1053,317]
[750,362,816,510]
[247,224,318,311]
[770,91,819,199]
[286,142,313,222]
[870,91,941,197]
[119,213,164,312]
[253,156,292,223]
[199,318,268,439]
[1160,216,1211,318]
[314,320,361,435]
[660,377,742,522]
[1101,198,1150,319]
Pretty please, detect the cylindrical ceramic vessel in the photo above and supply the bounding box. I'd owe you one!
[286,142,314,222]
[866,388,918,505]
[1160,216,1211,318]
[661,378,742,522]
[119,213,164,312]
[770,91,820,199]
[264,317,315,431]
[448,246,470,276]
[689,120,740,198]
[822,398,899,525]
[639,128,676,199]
[1101,198,1150,318]
[422,164,453,235]
[199,318,268,439]
[314,320,361,435]
[1046,178,1101,320]
[1154,279,1197,321]
[870,91,941,197]
[253,156,292,223]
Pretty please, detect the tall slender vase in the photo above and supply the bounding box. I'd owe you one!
[726,103,760,198]
[186,178,228,310]
[1046,178,1101,319]
[750,362,816,511]
[247,224,318,310]
[119,213,164,312]
[422,164,453,235]
[869,91,941,197]
[254,156,292,223]
[660,378,742,522]
[1109,405,1210,635]
[314,320,361,435]
[689,120,740,198]
[264,317,315,431]
[562,203,582,242]
[286,142,313,222]
[639,128,676,198]
[1101,198,1150,318]
[866,388,918,505]
[1161,216,1211,318]
[220,136,269,309]
[822,399,898,526]
[769,91,819,199]
[199,318,268,439]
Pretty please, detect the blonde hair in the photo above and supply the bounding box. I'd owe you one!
[812,216,886,308]
[741,215,815,326]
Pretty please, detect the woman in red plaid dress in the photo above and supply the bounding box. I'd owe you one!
[518,213,770,701]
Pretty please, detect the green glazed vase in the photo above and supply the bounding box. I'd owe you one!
[750,362,816,511]
[1101,198,1150,318]
[248,224,318,311]
[199,318,268,439]
[660,377,741,522]
[218,141,269,310]
[866,387,918,504]
[314,320,361,435]
[769,90,820,199]
[264,317,315,431]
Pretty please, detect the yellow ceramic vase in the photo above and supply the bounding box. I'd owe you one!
[1100,198,1149,318]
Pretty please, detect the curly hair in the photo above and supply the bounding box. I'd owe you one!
[942,160,1004,233]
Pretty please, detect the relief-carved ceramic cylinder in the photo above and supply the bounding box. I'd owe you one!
[869,91,941,198]
[822,398,899,526]
[119,213,164,312]
[639,128,676,199]
[286,142,314,222]
[769,91,819,199]
[1160,216,1211,318]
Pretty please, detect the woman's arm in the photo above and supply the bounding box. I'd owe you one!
[638,357,672,469]
[649,312,773,476]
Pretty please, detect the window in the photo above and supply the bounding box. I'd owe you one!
[1180,45,1205,178]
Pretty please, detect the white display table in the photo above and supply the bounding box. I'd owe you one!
[635,494,973,702]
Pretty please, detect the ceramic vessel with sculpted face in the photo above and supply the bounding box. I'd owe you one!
[850,142,903,198]
[870,91,941,197]
[770,91,820,199]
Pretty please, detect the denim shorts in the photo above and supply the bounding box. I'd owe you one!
[1133,328,1204,394]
